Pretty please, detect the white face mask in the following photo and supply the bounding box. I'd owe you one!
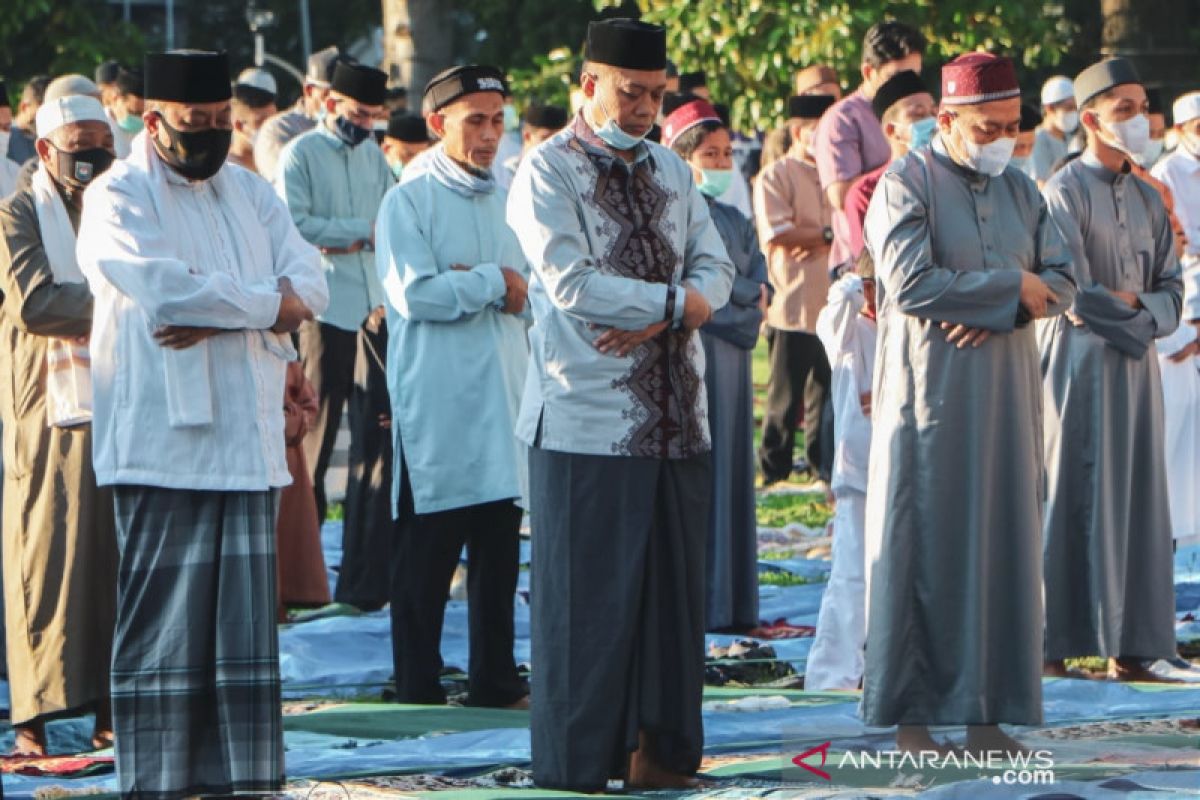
[1100,113,1151,158]
[1134,138,1165,167]
[952,120,1016,177]
[1058,110,1080,134]
[1181,133,1200,159]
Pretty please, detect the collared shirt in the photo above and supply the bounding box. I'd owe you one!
[276,124,394,331]
[254,104,316,183]
[844,161,889,261]
[6,127,35,166]
[76,142,328,491]
[506,112,734,460]
[753,154,831,332]
[377,154,530,515]
[814,88,890,270]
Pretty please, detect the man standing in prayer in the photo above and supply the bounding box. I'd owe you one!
[507,18,733,791]
[843,70,936,259]
[862,53,1075,755]
[77,50,327,798]
[228,67,278,174]
[753,94,835,486]
[380,112,432,181]
[815,20,925,275]
[1011,103,1042,178]
[95,60,122,108]
[1030,75,1081,186]
[377,64,531,709]
[1041,59,1184,682]
[0,93,118,756]
[6,76,48,166]
[277,61,395,610]
[105,68,145,159]
[255,46,340,182]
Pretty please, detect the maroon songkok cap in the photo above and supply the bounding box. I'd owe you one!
[662,99,723,149]
[941,53,1020,106]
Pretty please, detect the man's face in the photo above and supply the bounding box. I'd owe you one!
[939,96,1022,147]
[1014,130,1036,159]
[37,120,115,185]
[114,93,144,122]
[233,101,276,146]
[788,117,821,157]
[582,64,668,140]
[325,93,385,130]
[686,126,733,172]
[884,92,935,148]
[429,91,505,169]
[1082,83,1148,140]
[303,83,331,116]
[147,100,233,149]
[1181,118,1200,152]
[862,53,922,96]
[1044,98,1078,133]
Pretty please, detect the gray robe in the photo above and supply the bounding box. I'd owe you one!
[1040,154,1183,662]
[861,140,1075,726]
[701,199,770,631]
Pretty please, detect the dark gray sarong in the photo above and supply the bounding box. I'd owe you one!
[111,486,283,800]
[529,448,711,792]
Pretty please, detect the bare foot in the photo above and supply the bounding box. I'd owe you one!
[895,724,959,755]
[12,722,47,756]
[627,732,702,790]
[966,724,1031,757]
[92,729,115,750]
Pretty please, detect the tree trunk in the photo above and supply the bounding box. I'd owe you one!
[381,0,457,101]
[1100,0,1197,103]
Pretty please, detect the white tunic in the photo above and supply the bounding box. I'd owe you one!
[77,133,328,491]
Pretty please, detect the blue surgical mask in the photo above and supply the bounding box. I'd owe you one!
[907,116,936,150]
[391,160,404,179]
[1134,138,1164,168]
[503,104,519,132]
[117,113,144,134]
[696,168,733,198]
[1009,155,1031,172]
[592,97,646,151]
[334,115,372,148]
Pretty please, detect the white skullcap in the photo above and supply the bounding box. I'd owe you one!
[35,95,109,139]
[1040,75,1074,107]
[1173,91,1200,126]
[235,67,277,95]
[44,74,102,103]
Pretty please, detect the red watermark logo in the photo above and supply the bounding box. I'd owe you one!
[791,741,833,780]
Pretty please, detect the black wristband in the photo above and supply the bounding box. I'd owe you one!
[665,284,677,322]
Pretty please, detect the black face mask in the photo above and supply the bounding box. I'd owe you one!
[334,115,373,148]
[153,115,232,181]
[52,145,116,192]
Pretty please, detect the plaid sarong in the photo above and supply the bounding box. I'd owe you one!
[111,486,283,800]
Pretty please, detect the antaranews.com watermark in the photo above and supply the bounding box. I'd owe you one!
[786,741,1056,787]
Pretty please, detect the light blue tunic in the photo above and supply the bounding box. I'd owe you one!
[277,125,394,331]
[375,155,530,515]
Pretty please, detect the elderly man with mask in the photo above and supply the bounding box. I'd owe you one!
[0,93,118,757]
[1041,58,1183,684]
[507,18,733,792]
[77,50,327,798]
[277,61,395,610]
[862,53,1075,756]
[377,64,531,710]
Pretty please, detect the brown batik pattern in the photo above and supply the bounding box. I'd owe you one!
[569,122,707,459]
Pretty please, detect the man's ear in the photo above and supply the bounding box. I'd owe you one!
[883,120,897,140]
[580,71,597,99]
[35,137,53,164]
[426,112,446,139]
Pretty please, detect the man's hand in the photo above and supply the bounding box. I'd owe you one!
[1019,271,1058,319]
[682,286,712,330]
[594,321,669,357]
[758,284,769,315]
[1111,289,1142,310]
[1168,338,1200,363]
[154,325,221,349]
[1065,309,1087,328]
[940,321,992,349]
[366,304,386,334]
[272,276,314,333]
[500,267,528,314]
[859,391,872,417]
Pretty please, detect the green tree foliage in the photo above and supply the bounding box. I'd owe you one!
[604,0,1077,130]
[0,0,144,100]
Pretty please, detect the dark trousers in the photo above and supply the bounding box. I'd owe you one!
[529,448,711,792]
[335,320,397,610]
[300,320,356,526]
[389,460,526,707]
[758,327,832,483]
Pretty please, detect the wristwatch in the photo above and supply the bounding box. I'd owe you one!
[822,226,834,244]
